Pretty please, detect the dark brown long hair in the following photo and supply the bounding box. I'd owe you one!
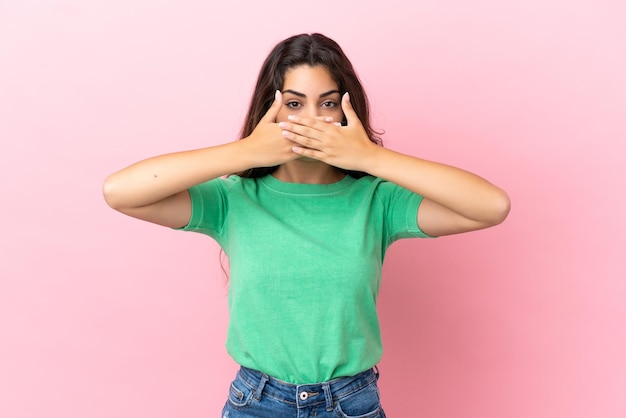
[236,33,383,179]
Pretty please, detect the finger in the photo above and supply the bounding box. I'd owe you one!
[291,146,325,160]
[282,130,321,150]
[260,90,283,123]
[341,92,358,126]
[280,122,324,142]
[287,114,327,131]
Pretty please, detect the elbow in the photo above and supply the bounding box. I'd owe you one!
[486,188,511,227]
[102,175,123,210]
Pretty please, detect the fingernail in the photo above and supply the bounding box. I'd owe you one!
[324,116,333,122]
[278,122,287,128]
[287,115,297,121]
[275,90,280,100]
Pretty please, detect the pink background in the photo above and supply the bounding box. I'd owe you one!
[1,1,625,417]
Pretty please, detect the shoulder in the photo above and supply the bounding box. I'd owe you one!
[351,175,410,196]
[193,175,252,194]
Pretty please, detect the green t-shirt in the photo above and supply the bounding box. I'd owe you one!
[181,174,431,383]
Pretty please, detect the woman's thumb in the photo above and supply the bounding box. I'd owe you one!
[341,92,357,126]
[260,90,283,123]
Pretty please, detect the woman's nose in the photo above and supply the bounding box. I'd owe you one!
[304,105,320,118]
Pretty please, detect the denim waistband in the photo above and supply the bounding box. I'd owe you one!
[236,366,379,411]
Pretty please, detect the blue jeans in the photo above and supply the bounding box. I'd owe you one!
[221,366,386,417]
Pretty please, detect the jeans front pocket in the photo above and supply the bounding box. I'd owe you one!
[226,375,255,410]
[334,381,385,418]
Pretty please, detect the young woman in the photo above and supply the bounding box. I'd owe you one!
[103,33,510,418]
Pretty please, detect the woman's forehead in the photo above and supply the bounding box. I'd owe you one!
[283,65,338,92]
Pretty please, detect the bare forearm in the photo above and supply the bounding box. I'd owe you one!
[366,147,510,225]
[103,141,253,209]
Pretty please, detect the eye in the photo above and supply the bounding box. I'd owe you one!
[286,101,302,109]
[321,101,338,109]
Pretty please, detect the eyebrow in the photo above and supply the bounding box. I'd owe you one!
[282,89,341,98]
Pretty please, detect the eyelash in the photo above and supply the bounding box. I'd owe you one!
[285,101,338,109]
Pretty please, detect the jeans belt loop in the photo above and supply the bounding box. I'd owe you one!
[254,373,269,401]
[322,381,333,411]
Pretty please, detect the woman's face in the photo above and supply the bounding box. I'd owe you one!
[277,65,344,124]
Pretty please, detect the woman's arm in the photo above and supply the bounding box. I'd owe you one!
[280,93,510,236]
[103,143,252,228]
[103,91,295,228]
[360,148,510,236]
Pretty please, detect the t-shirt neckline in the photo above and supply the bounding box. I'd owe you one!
[259,173,355,195]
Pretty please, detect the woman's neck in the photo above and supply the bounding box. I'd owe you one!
[273,160,345,184]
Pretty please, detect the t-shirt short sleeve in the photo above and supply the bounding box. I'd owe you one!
[176,177,237,240]
[375,180,436,245]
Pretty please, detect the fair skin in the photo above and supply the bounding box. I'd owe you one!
[103,65,510,236]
